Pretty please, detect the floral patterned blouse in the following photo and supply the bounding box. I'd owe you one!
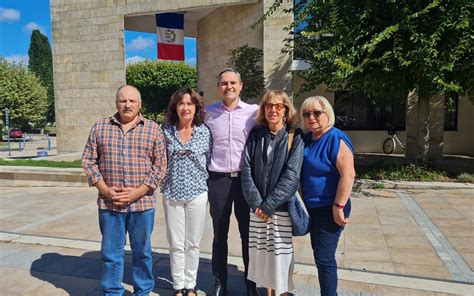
[161,123,212,201]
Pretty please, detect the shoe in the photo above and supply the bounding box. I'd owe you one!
[186,287,197,296]
[209,281,227,296]
[174,289,185,296]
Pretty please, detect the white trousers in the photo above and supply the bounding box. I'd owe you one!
[162,192,208,290]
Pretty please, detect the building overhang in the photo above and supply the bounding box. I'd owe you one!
[124,0,259,38]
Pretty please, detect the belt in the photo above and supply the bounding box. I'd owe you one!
[209,171,240,178]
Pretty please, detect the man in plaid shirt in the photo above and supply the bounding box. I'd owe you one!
[82,85,166,295]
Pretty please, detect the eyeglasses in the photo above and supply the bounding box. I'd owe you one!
[265,102,286,111]
[302,110,325,118]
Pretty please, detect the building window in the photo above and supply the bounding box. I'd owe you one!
[334,92,458,131]
[444,93,458,131]
[334,92,406,131]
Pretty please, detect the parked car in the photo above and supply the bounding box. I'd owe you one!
[9,128,23,140]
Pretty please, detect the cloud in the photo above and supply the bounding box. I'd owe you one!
[126,36,154,51]
[5,54,29,65]
[0,7,20,22]
[24,22,46,34]
[185,56,196,65]
[126,56,146,64]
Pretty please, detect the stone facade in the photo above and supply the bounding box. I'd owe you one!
[51,0,261,152]
[262,0,293,93]
[51,1,125,152]
[197,3,263,103]
[197,0,294,103]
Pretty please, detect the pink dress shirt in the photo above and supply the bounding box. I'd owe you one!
[205,99,259,173]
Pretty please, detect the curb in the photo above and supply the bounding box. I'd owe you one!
[0,166,473,189]
[0,166,88,187]
[354,179,474,190]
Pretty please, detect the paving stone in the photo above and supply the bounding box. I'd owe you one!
[343,261,395,273]
[392,263,451,280]
[28,274,100,295]
[2,186,474,294]
[368,283,456,296]
[0,267,59,294]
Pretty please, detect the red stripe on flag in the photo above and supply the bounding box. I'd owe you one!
[158,43,184,61]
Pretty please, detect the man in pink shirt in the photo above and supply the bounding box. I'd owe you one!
[205,68,259,296]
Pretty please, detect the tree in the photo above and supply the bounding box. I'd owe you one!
[267,0,473,162]
[227,45,265,101]
[126,60,197,123]
[28,29,55,122]
[0,58,48,129]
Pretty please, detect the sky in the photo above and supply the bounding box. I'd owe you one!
[0,0,197,66]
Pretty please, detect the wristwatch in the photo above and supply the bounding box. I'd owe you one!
[333,202,345,209]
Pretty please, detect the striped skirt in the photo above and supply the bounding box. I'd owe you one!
[247,211,295,295]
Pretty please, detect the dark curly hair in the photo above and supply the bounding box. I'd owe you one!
[165,88,205,126]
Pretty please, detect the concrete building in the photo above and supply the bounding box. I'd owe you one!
[51,0,473,156]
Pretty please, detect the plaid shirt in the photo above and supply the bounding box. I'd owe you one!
[82,113,166,212]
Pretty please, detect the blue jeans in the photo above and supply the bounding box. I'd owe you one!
[309,200,351,296]
[98,208,155,296]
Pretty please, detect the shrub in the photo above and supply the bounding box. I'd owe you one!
[358,163,452,182]
[457,173,474,183]
[126,60,197,117]
[227,45,264,102]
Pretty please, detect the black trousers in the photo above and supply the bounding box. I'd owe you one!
[207,171,254,288]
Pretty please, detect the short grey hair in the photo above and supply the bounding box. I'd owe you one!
[115,84,141,102]
[217,68,242,85]
[300,96,335,127]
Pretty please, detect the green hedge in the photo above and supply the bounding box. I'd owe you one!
[126,60,197,123]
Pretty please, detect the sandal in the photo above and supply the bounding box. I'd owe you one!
[186,288,197,296]
[174,289,185,296]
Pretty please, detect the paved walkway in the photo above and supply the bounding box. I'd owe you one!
[1,186,473,295]
[0,134,57,159]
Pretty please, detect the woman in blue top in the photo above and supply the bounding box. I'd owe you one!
[161,88,212,296]
[300,96,355,296]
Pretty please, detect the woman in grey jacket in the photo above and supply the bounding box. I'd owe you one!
[241,90,304,296]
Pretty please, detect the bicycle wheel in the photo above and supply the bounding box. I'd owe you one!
[383,138,395,154]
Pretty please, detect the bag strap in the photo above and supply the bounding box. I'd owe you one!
[287,128,303,199]
[287,127,294,153]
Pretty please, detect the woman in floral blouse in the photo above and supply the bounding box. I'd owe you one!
[161,88,212,296]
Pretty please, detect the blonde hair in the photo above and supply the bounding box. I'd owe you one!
[300,96,335,128]
[256,90,299,126]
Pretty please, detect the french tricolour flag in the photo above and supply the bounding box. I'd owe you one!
[156,13,184,61]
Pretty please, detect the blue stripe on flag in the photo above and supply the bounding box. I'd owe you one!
[156,13,184,30]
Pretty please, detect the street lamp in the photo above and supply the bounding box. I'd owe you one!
[3,107,11,156]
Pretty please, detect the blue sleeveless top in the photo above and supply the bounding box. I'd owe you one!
[301,127,354,208]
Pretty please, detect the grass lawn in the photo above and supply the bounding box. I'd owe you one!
[0,158,81,168]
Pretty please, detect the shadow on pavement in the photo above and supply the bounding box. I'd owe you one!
[30,251,248,295]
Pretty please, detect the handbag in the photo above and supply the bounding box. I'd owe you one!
[286,128,311,236]
[288,191,311,236]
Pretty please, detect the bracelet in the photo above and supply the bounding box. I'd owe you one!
[333,202,345,209]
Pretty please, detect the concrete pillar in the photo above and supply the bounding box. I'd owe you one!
[263,0,293,95]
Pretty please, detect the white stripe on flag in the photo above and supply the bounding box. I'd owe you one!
[157,27,184,46]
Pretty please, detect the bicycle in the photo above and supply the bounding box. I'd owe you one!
[383,124,405,154]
